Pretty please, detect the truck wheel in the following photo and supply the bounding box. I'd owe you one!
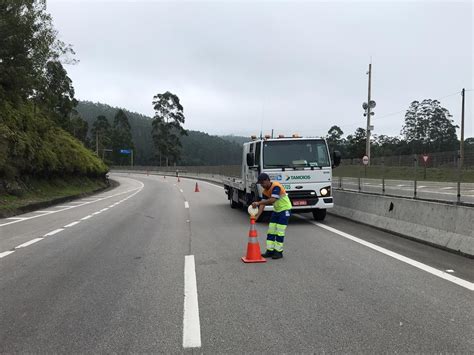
[230,198,239,209]
[312,209,326,221]
[228,190,238,209]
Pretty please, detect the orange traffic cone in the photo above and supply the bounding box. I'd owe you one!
[241,217,266,263]
[194,182,200,192]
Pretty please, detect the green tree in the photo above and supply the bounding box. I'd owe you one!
[0,0,75,106]
[111,109,134,165]
[39,60,77,128]
[151,91,187,165]
[91,115,111,159]
[346,127,367,159]
[69,115,89,145]
[325,125,345,155]
[401,99,458,153]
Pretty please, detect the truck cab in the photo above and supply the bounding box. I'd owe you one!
[224,135,341,221]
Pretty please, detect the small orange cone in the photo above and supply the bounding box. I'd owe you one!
[242,217,266,263]
[194,182,200,192]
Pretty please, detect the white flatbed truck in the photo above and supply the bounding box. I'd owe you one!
[223,136,341,221]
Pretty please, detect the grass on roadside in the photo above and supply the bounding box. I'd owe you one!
[333,165,474,183]
[0,177,107,216]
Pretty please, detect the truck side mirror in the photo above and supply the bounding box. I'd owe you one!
[246,153,255,167]
[332,151,341,167]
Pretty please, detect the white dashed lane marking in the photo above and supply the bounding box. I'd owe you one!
[44,228,64,236]
[0,251,15,258]
[64,221,80,228]
[15,238,44,249]
[184,201,190,209]
[183,255,201,348]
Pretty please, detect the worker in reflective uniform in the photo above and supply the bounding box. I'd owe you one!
[252,173,292,259]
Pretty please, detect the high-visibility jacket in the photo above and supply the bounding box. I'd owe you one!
[262,181,292,213]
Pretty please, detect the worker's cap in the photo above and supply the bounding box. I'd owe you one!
[257,173,270,183]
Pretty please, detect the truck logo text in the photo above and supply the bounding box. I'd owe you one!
[286,175,311,181]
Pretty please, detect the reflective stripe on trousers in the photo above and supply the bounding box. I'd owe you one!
[266,222,287,251]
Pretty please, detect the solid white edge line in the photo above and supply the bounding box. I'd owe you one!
[184,201,190,209]
[0,251,15,258]
[81,215,92,220]
[183,255,201,348]
[15,238,44,248]
[6,217,26,220]
[0,179,145,227]
[64,221,80,228]
[44,228,64,236]
[310,220,474,291]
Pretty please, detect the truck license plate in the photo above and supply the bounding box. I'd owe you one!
[293,200,307,206]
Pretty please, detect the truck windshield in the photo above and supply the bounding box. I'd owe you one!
[263,140,330,168]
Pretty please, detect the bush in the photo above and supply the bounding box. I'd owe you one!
[0,102,108,179]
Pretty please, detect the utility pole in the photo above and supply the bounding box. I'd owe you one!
[366,63,372,165]
[131,149,134,168]
[460,88,465,169]
[457,88,465,203]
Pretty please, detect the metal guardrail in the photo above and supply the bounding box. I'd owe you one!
[112,163,474,205]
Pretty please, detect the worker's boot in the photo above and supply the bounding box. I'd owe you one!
[272,251,283,259]
[261,250,274,258]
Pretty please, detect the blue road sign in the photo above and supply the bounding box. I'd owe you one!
[120,149,131,154]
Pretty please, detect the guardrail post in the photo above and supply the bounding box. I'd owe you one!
[413,154,418,199]
[457,152,461,203]
[358,164,361,192]
[382,158,385,195]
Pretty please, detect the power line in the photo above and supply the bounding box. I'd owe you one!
[372,90,462,122]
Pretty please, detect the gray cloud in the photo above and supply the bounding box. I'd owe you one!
[48,0,473,138]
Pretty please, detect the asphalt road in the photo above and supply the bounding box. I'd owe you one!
[0,173,473,353]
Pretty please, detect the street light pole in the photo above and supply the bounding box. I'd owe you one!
[460,88,465,169]
[366,63,372,166]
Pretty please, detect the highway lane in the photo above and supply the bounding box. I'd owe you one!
[0,173,473,353]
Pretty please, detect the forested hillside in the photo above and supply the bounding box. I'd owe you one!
[0,2,107,184]
[76,101,244,166]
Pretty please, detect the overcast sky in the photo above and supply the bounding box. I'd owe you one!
[48,0,473,138]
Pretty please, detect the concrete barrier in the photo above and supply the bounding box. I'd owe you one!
[332,190,474,257]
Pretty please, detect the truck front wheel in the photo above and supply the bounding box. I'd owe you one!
[312,208,326,221]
